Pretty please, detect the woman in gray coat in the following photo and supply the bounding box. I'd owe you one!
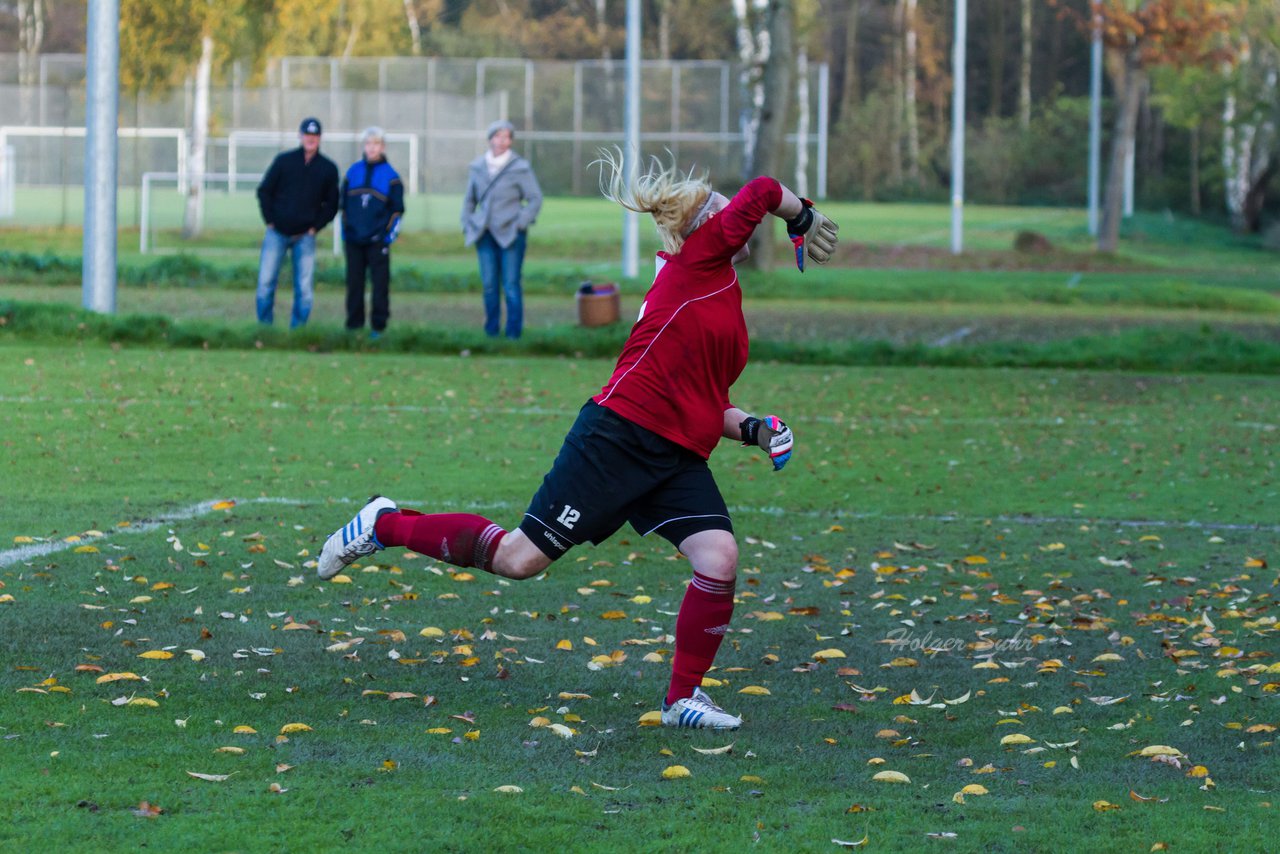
[461,120,543,339]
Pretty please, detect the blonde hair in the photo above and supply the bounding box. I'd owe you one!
[594,148,712,254]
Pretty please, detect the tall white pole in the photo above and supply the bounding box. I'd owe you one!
[950,0,966,255]
[1087,10,1103,236]
[83,0,119,314]
[622,0,641,279]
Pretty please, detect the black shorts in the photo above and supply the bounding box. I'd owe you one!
[519,401,733,560]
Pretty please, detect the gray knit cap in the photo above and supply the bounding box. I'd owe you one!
[486,119,516,140]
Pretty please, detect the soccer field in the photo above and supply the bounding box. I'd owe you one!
[1,342,1276,850]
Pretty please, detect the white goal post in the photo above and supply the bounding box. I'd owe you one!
[226,130,420,193]
[0,125,189,191]
[0,145,14,218]
[140,170,341,257]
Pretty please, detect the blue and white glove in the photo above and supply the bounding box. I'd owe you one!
[740,415,794,472]
[785,199,839,272]
[384,216,403,246]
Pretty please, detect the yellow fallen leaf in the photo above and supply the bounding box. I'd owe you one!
[1133,745,1184,758]
[638,711,662,726]
[738,685,771,696]
[184,649,206,662]
[233,725,257,734]
[12,536,35,544]
[425,727,452,734]
[1092,800,1121,812]
[280,723,312,734]
[1186,765,1210,778]
[600,610,627,620]
[555,639,573,651]
[211,500,237,511]
[493,785,523,793]
[963,555,988,564]
[1001,734,1035,746]
[529,716,550,728]
[547,724,574,739]
[813,648,846,660]
[0,594,15,604]
[138,650,174,660]
[872,770,911,784]
[643,652,664,663]
[128,697,160,707]
[464,730,480,741]
[631,595,652,604]
[329,575,353,584]
[661,765,691,780]
[74,545,99,554]
[700,677,724,688]
[214,746,246,755]
[419,627,444,638]
[960,784,989,795]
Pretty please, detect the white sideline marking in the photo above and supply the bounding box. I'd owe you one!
[4,496,1277,569]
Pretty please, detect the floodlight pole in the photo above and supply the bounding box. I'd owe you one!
[949,0,966,255]
[1087,8,1103,236]
[621,0,640,279]
[83,0,119,314]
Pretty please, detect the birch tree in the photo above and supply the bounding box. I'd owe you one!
[17,0,45,124]
[1221,5,1279,233]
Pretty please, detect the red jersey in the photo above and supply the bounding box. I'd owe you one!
[593,176,783,459]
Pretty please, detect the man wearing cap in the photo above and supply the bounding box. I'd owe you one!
[461,119,543,339]
[255,117,340,328]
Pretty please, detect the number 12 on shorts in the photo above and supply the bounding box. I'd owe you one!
[556,505,580,529]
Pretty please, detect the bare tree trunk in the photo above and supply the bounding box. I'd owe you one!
[988,0,1006,118]
[183,34,214,240]
[404,0,423,56]
[746,0,794,270]
[1189,124,1201,216]
[1018,0,1031,129]
[17,0,45,124]
[1099,47,1143,253]
[904,0,919,185]
[890,0,904,185]
[596,0,616,102]
[657,0,671,61]
[796,47,809,198]
[841,0,861,124]
[733,0,765,176]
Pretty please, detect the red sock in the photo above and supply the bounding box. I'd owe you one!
[665,571,736,705]
[374,510,506,572]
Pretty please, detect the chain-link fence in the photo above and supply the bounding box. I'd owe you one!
[0,54,828,198]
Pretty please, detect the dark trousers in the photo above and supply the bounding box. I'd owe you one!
[344,241,391,331]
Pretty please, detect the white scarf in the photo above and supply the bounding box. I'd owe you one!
[485,149,514,177]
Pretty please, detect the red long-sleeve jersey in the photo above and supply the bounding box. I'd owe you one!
[593,176,783,459]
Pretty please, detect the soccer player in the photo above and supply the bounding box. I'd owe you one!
[319,152,838,729]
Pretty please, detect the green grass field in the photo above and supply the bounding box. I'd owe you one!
[1,343,1277,851]
[1,191,1277,850]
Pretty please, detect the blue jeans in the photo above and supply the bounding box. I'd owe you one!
[476,230,526,339]
[256,227,316,328]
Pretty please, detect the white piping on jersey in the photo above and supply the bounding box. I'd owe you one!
[641,513,732,537]
[597,273,740,406]
[521,512,584,545]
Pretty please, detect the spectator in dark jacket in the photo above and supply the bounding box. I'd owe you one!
[255,117,340,328]
[341,126,405,338]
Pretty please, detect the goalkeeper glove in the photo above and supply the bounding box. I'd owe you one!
[740,415,794,472]
[785,199,839,272]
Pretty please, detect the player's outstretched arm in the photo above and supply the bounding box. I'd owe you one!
[724,407,794,472]
[768,183,839,271]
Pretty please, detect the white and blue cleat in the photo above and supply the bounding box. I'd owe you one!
[661,687,742,730]
[318,495,398,580]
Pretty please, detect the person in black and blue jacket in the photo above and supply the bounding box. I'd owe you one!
[341,126,405,337]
